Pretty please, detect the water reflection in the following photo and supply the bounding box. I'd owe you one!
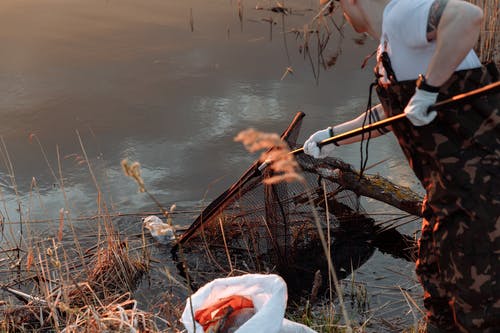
[195,83,284,141]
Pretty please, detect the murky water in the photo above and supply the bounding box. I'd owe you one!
[0,0,425,329]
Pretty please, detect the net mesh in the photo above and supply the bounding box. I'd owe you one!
[173,113,400,291]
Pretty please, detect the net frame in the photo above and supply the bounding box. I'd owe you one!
[171,113,380,291]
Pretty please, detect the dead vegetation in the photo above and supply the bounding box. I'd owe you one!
[469,0,500,65]
[0,218,154,332]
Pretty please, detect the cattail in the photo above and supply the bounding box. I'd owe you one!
[121,159,146,193]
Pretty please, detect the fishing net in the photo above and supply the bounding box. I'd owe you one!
[173,112,416,292]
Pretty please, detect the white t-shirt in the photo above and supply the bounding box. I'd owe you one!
[377,0,481,82]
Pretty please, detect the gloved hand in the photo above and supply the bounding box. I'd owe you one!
[404,88,438,126]
[303,127,336,159]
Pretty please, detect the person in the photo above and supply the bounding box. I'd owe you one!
[304,0,499,332]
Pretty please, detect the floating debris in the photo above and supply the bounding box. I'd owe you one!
[143,215,176,245]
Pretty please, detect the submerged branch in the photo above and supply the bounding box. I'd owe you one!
[298,156,423,217]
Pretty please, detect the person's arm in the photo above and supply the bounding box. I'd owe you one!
[332,104,390,145]
[303,104,391,158]
[404,0,483,126]
[425,0,483,87]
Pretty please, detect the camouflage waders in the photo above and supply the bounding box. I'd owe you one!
[376,64,500,332]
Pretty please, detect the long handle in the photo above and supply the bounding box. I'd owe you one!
[290,80,500,155]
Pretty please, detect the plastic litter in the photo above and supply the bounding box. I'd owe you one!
[194,295,254,332]
[142,215,175,244]
[181,274,317,333]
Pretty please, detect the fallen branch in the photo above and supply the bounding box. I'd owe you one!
[298,156,423,217]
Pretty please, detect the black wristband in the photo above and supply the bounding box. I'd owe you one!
[328,127,339,146]
[416,74,440,93]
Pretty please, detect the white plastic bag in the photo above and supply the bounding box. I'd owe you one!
[181,273,317,333]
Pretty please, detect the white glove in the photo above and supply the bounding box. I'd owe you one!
[303,127,336,158]
[404,88,438,126]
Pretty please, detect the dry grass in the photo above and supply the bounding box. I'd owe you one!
[469,0,500,65]
[0,217,153,332]
[0,134,163,331]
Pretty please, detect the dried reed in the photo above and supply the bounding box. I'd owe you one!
[0,217,150,332]
[469,0,500,65]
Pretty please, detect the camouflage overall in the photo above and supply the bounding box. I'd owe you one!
[376,65,500,332]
